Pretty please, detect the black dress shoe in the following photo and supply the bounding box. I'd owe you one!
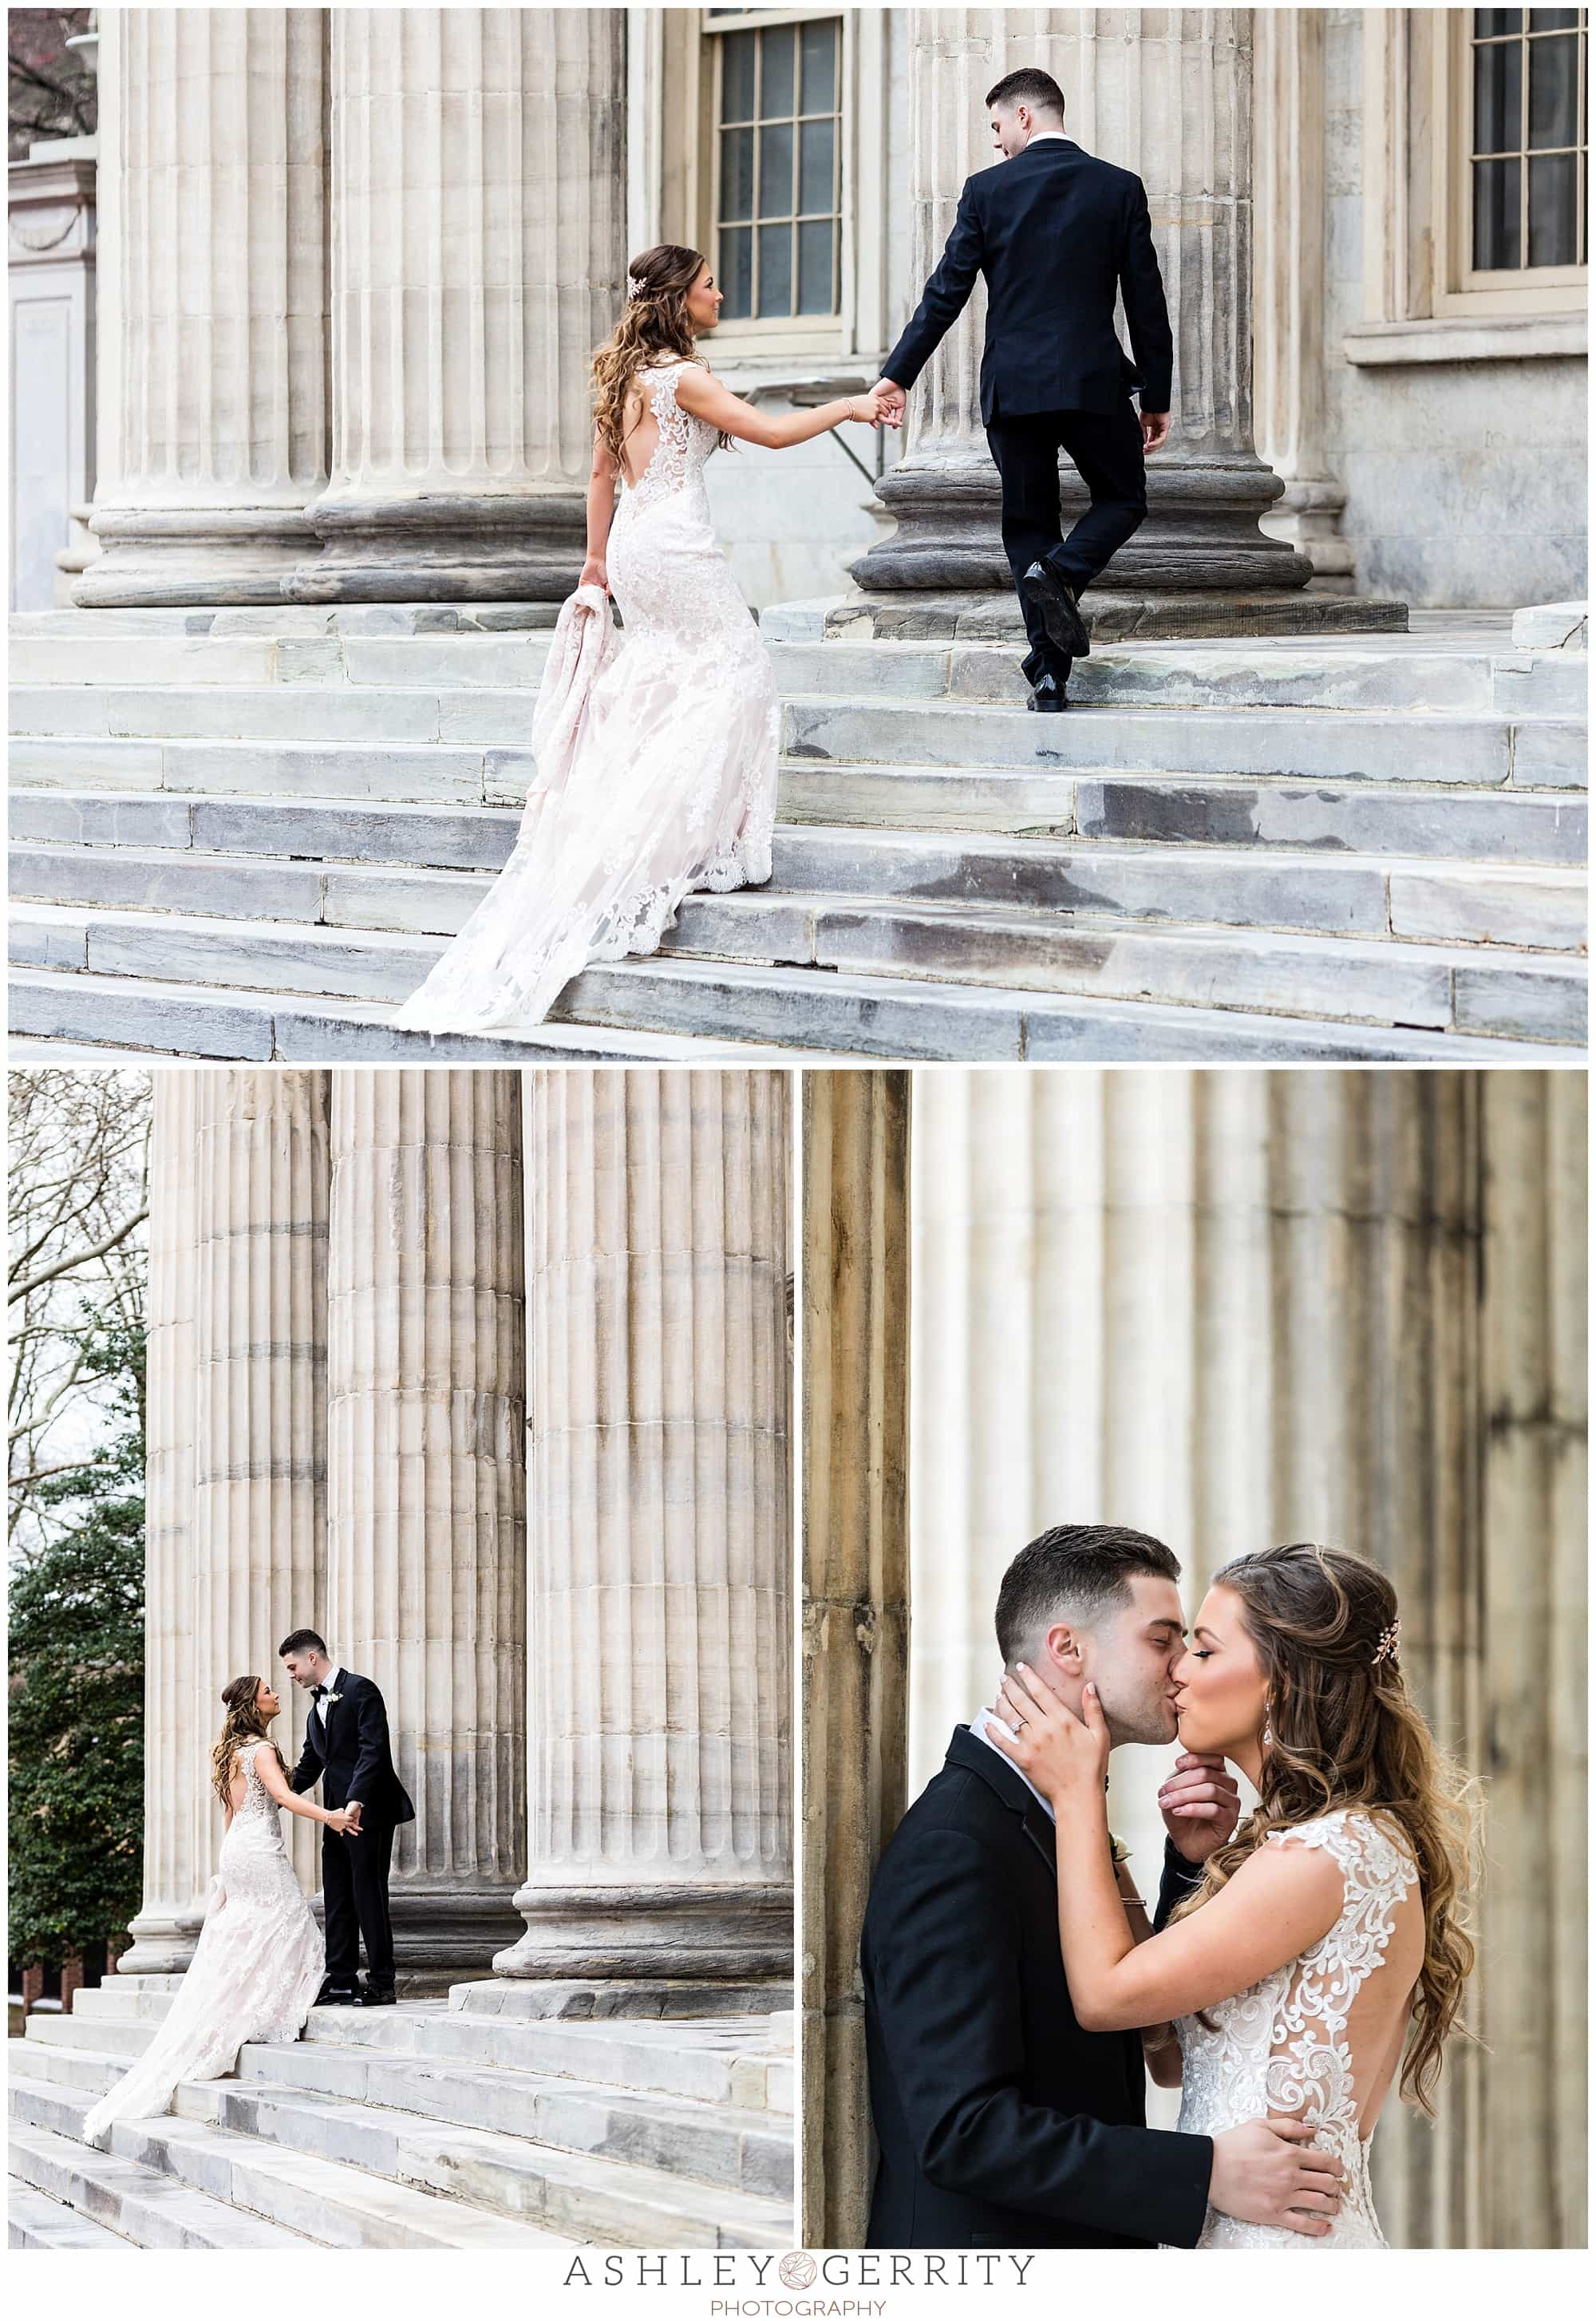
[358,1986,397,2007]
[1021,561,1092,658]
[314,1987,361,2007]
[1027,673,1071,712]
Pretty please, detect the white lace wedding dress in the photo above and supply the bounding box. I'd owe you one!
[1174,1808,1421,2248]
[81,1742,326,2146]
[394,357,780,1034]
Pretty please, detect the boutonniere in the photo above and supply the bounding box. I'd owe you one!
[1109,1833,1132,1867]
[323,1690,342,1706]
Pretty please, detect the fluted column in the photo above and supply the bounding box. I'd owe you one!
[1253,8,1351,583]
[76,7,328,606]
[853,8,1362,635]
[120,1074,203,1973]
[189,1073,332,1903]
[326,1071,527,1985]
[1475,1072,1587,2252]
[800,1073,911,2249]
[288,7,626,602]
[496,1070,792,1986]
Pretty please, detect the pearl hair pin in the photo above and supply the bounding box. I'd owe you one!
[1371,1618,1401,1668]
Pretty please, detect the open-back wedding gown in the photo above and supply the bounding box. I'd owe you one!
[394,357,780,1035]
[1173,1808,1422,2248]
[81,1742,325,2146]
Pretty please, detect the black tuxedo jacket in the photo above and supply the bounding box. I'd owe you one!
[860,1726,1212,2249]
[290,1670,415,1826]
[883,137,1174,425]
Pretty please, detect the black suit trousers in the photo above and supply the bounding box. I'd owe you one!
[986,401,1148,685]
[322,1816,396,1991]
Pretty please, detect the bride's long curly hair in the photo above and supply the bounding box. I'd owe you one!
[211,1675,287,1812]
[1169,1543,1479,2114]
[590,243,732,466]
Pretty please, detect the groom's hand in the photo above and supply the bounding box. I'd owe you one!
[1158,1751,1241,1864]
[1140,408,1170,452]
[873,378,907,428]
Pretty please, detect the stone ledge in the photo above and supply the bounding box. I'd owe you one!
[818,589,1410,643]
[1343,313,1588,366]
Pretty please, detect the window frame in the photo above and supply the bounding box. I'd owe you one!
[1438,6,1587,315]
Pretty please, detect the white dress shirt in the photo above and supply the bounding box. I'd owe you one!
[970,1703,1055,1821]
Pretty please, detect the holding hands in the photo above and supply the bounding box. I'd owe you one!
[986,1664,1110,1807]
[326,1806,361,1837]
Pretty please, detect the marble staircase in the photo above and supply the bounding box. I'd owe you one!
[8,606,1587,1061]
[9,1973,793,2251]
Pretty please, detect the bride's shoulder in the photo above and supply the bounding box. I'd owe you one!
[1264,1805,1417,1885]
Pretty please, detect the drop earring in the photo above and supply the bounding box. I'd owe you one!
[1262,1714,1274,1750]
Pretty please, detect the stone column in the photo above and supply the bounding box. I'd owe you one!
[74,6,328,607]
[1473,1071,1587,2252]
[120,1073,203,1974]
[851,9,1399,639]
[800,1071,911,2249]
[495,1070,791,1991]
[189,1073,332,1902]
[288,7,626,603]
[326,1071,527,1986]
[1253,8,1352,585]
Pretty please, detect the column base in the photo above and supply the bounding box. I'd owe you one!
[455,1976,793,2021]
[816,587,1409,644]
[496,1880,794,1983]
[117,1904,208,1975]
[72,508,321,608]
[285,492,588,604]
[387,1889,528,1991]
[851,449,1321,597]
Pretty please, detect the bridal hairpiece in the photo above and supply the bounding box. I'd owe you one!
[1371,1618,1401,1669]
[626,272,646,300]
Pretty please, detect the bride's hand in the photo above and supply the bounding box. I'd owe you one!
[851,385,899,429]
[579,556,608,592]
[327,1807,361,1837]
[986,1666,1110,1805]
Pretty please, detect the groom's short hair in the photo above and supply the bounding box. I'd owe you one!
[995,1523,1180,1662]
[986,67,1065,119]
[279,1627,326,1658]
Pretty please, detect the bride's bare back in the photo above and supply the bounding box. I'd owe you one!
[619,386,661,488]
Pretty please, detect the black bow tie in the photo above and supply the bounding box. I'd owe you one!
[312,1684,327,1699]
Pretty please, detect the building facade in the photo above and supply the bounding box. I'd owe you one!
[128,1066,794,2005]
[16,8,1586,616]
[804,1066,1587,2250]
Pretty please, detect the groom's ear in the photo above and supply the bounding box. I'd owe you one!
[1044,1619,1084,1672]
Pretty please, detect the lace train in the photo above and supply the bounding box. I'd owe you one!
[81,1744,325,2145]
[395,358,780,1035]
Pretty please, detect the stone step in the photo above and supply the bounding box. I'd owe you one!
[213,2080,788,2248]
[71,1980,186,2022]
[783,698,1585,787]
[8,2118,314,2248]
[14,681,1584,791]
[22,2012,154,2056]
[12,893,1582,1046]
[11,2041,125,2094]
[780,761,1586,862]
[10,622,1586,716]
[299,1999,792,2113]
[10,2076,572,2248]
[13,820,1586,954]
[9,2179,136,2248]
[10,947,1569,1063]
[230,2040,791,2192]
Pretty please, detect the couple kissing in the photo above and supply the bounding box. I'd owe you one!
[861,1525,1476,2251]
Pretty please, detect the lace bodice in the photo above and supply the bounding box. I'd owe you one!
[1175,1808,1421,2249]
[227,1741,280,1833]
[619,361,721,516]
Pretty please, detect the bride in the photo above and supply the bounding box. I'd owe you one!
[395,241,895,1036]
[987,1542,1477,2249]
[81,1675,355,2146]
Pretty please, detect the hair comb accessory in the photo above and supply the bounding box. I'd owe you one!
[626,272,646,300]
[1371,1617,1401,1669]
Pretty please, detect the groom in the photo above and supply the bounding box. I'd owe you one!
[859,1523,1346,2247]
[279,1628,415,2007]
[874,68,1173,711]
